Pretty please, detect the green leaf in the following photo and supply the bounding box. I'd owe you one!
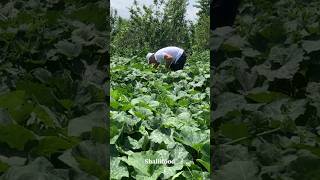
[73,141,107,169]
[213,161,260,180]
[0,157,64,180]
[289,156,320,180]
[259,21,286,43]
[222,35,246,52]
[68,109,106,137]
[0,124,35,150]
[197,141,210,172]
[174,127,209,152]
[302,40,320,53]
[213,92,247,120]
[292,144,320,157]
[121,151,153,176]
[0,90,34,123]
[111,157,129,180]
[16,81,58,107]
[68,3,107,31]
[262,98,306,121]
[49,71,74,99]
[242,48,261,58]
[0,108,12,125]
[149,129,175,149]
[32,105,59,127]
[131,95,159,108]
[254,44,304,81]
[124,136,143,150]
[246,91,287,103]
[129,106,153,120]
[75,157,108,180]
[31,68,52,84]
[58,150,81,171]
[55,40,82,57]
[58,99,74,110]
[33,136,77,156]
[0,161,9,173]
[121,150,169,178]
[169,144,192,171]
[196,159,210,172]
[220,123,249,140]
[91,127,108,144]
[182,170,210,179]
[0,156,26,167]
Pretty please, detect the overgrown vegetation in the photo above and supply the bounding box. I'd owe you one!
[0,0,108,179]
[110,0,210,179]
[111,52,210,179]
[212,0,320,179]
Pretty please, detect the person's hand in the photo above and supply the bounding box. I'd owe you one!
[164,54,173,61]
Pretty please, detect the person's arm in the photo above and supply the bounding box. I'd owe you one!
[164,54,173,69]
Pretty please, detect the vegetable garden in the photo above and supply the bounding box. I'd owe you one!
[0,1,108,179]
[212,0,320,179]
[111,51,210,179]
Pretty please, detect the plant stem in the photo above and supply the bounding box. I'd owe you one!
[224,127,281,145]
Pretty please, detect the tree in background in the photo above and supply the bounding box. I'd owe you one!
[111,0,159,56]
[161,0,191,52]
[192,0,210,51]
[111,0,192,57]
[110,7,117,36]
[110,15,131,55]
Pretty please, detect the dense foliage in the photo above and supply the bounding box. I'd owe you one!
[110,0,210,179]
[0,0,108,179]
[110,51,210,179]
[192,0,210,51]
[111,0,209,57]
[212,0,320,179]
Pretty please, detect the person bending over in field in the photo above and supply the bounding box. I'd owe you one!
[146,46,187,71]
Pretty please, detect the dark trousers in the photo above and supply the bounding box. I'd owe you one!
[169,52,187,71]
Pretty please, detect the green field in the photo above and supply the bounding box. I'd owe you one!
[110,51,210,179]
[212,0,320,179]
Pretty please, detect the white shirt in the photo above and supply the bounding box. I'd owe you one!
[154,46,184,65]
